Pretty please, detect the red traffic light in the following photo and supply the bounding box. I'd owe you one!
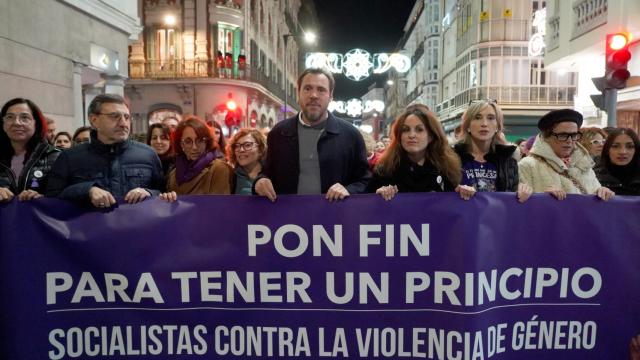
[608,33,629,50]
[605,33,632,89]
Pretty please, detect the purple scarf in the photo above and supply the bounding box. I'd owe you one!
[175,151,216,185]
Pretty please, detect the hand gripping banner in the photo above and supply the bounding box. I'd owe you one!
[0,193,639,359]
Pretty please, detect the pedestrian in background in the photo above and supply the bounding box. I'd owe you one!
[46,117,56,145]
[367,104,475,201]
[72,126,92,146]
[0,98,60,202]
[47,94,164,208]
[454,99,531,203]
[594,128,640,196]
[53,131,72,149]
[227,128,266,195]
[578,126,608,161]
[165,116,232,195]
[146,123,175,175]
[518,109,614,201]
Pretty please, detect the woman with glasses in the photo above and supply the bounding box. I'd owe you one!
[518,109,614,200]
[594,128,640,196]
[367,104,475,200]
[165,116,232,195]
[578,127,608,161]
[146,123,175,175]
[454,100,532,202]
[53,132,73,149]
[0,98,60,202]
[227,128,267,195]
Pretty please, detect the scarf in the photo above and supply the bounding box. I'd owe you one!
[175,151,216,185]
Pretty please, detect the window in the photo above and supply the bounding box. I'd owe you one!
[156,29,176,63]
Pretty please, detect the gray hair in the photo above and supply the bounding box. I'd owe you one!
[87,94,127,116]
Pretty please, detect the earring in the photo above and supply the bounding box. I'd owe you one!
[467,129,471,133]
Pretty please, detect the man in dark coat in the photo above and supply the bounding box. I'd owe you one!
[47,94,164,208]
[254,67,370,201]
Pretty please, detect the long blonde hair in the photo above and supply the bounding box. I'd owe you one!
[376,104,462,186]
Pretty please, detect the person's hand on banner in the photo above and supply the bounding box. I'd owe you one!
[159,191,178,203]
[596,186,615,201]
[255,178,277,202]
[545,186,567,200]
[455,184,476,200]
[89,186,116,208]
[516,183,533,203]
[0,187,15,202]
[375,185,398,201]
[326,183,349,202]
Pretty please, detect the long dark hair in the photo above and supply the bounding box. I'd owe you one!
[0,98,48,160]
[146,123,175,158]
[601,128,640,170]
[376,104,462,186]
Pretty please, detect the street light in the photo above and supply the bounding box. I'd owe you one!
[283,30,316,120]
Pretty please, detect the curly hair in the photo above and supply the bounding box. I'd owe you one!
[226,128,267,167]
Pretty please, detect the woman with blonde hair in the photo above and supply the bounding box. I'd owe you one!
[367,104,475,200]
[227,128,267,195]
[454,99,532,202]
[578,126,607,160]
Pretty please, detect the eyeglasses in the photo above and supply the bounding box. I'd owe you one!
[98,112,131,121]
[74,138,90,145]
[590,139,606,145]
[468,99,498,106]
[551,132,582,141]
[180,137,208,147]
[232,142,257,152]
[2,113,34,124]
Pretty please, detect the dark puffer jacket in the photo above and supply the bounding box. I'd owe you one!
[46,131,164,202]
[454,143,519,192]
[0,141,60,194]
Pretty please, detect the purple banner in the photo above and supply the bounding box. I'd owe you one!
[1,193,639,359]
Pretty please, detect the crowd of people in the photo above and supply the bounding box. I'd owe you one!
[1,67,639,207]
[1,67,639,355]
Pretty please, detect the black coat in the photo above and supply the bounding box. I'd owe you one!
[0,141,60,194]
[454,143,519,192]
[46,131,164,202]
[257,113,371,194]
[366,156,454,193]
[594,164,640,196]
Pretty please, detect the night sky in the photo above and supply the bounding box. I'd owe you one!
[311,0,416,100]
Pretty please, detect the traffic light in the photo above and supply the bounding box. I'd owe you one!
[605,33,632,89]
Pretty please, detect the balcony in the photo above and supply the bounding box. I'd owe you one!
[437,84,577,120]
[572,0,608,39]
[129,59,299,107]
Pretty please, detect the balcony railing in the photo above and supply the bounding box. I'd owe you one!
[436,84,577,120]
[572,0,607,39]
[129,59,298,108]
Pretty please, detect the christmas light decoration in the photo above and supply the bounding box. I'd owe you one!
[306,49,410,81]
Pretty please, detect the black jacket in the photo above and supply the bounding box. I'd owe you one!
[256,112,371,194]
[46,131,164,202]
[454,143,519,192]
[594,164,640,196]
[0,141,60,194]
[366,156,454,193]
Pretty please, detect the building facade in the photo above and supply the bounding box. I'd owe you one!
[436,0,576,139]
[126,0,317,136]
[544,0,640,132]
[0,0,141,133]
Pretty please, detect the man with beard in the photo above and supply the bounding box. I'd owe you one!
[47,94,164,208]
[254,67,370,201]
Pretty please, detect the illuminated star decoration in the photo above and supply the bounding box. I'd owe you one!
[306,50,410,81]
[330,99,385,118]
[345,99,364,118]
[342,49,374,81]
